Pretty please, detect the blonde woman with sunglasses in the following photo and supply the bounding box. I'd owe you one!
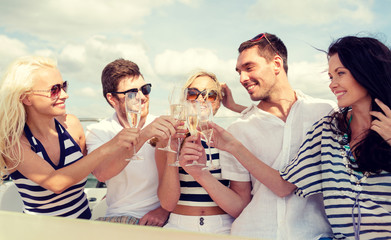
[156,70,249,234]
[0,56,139,219]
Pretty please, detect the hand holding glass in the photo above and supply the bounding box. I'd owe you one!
[125,91,143,161]
[158,85,184,153]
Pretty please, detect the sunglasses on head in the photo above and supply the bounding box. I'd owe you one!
[186,88,218,102]
[111,83,152,96]
[28,81,68,99]
[250,33,280,56]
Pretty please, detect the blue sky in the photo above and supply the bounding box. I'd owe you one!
[0,0,390,127]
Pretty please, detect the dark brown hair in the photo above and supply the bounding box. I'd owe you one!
[238,33,288,73]
[101,58,143,107]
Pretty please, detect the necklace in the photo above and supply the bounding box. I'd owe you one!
[339,114,371,192]
[340,144,371,192]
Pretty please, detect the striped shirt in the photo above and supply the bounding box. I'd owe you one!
[10,119,90,219]
[178,140,229,207]
[281,115,391,239]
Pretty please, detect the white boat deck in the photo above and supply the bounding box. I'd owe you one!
[0,210,259,240]
[0,182,261,240]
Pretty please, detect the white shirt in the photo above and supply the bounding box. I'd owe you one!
[221,90,336,240]
[86,113,160,219]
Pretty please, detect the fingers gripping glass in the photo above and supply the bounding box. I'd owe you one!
[158,85,186,156]
[28,81,68,99]
[111,83,152,96]
[250,33,280,56]
[125,91,143,161]
[186,88,218,102]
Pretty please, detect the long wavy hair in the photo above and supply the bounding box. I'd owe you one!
[0,56,57,181]
[328,36,391,173]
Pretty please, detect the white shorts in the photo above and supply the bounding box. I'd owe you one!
[163,213,234,235]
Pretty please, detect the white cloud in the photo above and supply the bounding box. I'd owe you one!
[154,48,237,84]
[0,0,178,42]
[0,35,27,70]
[34,49,55,58]
[60,45,86,64]
[57,35,153,84]
[155,48,219,75]
[76,87,98,97]
[289,58,335,101]
[248,0,374,25]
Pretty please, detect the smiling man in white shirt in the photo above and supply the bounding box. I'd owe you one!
[86,59,177,226]
[220,33,336,240]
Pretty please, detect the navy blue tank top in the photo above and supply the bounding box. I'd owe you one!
[10,119,91,219]
[178,140,230,207]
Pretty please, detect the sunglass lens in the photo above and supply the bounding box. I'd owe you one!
[141,84,151,95]
[63,81,68,92]
[207,91,218,102]
[187,90,199,100]
[50,81,68,98]
[50,84,61,98]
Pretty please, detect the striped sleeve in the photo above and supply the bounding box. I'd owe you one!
[280,116,331,197]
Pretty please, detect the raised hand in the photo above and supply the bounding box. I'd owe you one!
[221,83,246,113]
[370,98,391,145]
[206,122,238,152]
[143,116,177,142]
[179,134,207,177]
[107,127,140,159]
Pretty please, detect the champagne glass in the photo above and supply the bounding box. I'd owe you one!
[185,101,205,167]
[167,103,186,166]
[158,86,184,153]
[199,102,218,170]
[168,88,189,166]
[125,91,143,161]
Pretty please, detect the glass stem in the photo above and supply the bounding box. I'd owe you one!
[176,138,182,162]
[167,136,172,149]
[207,144,213,167]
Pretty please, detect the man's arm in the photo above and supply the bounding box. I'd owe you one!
[138,206,169,226]
[209,122,297,197]
[87,116,177,182]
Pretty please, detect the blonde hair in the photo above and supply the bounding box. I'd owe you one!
[183,70,222,100]
[0,56,57,181]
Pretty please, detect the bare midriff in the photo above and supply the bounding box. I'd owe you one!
[172,205,226,216]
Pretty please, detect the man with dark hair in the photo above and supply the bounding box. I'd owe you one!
[219,33,336,239]
[86,58,176,226]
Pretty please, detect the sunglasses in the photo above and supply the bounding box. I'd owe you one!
[28,81,68,99]
[250,33,280,56]
[186,88,218,102]
[111,83,152,96]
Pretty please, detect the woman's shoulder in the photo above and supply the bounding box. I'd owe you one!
[55,114,84,140]
[56,114,82,130]
[56,114,86,154]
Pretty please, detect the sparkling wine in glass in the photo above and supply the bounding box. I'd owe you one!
[185,101,205,167]
[158,86,185,153]
[125,91,143,161]
[199,101,218,170]
[167,103,186,166]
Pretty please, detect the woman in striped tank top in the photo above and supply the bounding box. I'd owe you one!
[156,71,251,234]
[201,36,391,239]
[0,56,139,219]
